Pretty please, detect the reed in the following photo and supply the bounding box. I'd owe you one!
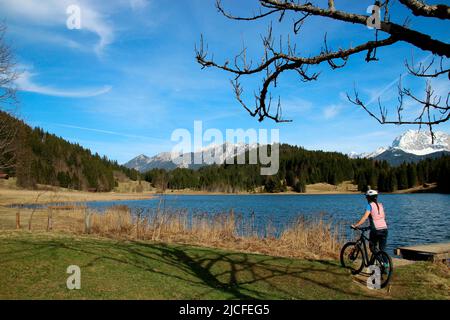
[90,205,134,236]
[10,204,344,259]
[84,206,342,259]
[279,215,343,258]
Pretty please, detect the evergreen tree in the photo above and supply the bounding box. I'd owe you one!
[407,164,418,188]
[294,176,307,193]
[1,111,139,191]
[397,165,409,190]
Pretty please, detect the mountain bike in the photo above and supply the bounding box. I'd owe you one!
[340,226,393,289]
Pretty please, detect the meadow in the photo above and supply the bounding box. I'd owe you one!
[1,186,448,300]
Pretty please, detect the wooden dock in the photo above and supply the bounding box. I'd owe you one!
[394,243,450,263]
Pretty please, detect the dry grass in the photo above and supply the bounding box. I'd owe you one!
[113,180,154,193]
[305,181,358,194]
[2,202,343,260]
[279,216,343,257]
[0,187,154,206]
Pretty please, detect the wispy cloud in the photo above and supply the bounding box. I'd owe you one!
[0,0,114,54]
[16,71,112,98]
[364,53,433,107]
[323,104,342,120]
[129,0,150,11]
[9,25,85,50]
[52,123,165,141]
[281,97,313,116]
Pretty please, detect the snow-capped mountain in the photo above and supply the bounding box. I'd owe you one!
[349,130,450,165]
[124,143,259,172]
[349,147,388,159]
[391,130,450,156]
[125,152,184,171]
[124,154,154,171]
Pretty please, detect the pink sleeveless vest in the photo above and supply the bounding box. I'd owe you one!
[370,202,387,230]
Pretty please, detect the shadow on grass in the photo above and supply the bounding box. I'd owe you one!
[0,234,375,299]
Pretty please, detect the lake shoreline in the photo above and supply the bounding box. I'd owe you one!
[1,190,448,256]
[0,186,442,206]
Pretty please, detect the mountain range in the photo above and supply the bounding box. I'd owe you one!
[125,130,450,172]
[349,130,450,166]
[124,142,258,172]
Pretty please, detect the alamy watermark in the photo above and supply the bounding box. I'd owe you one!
[366,5,381,30]
[171,121,280,175]
[66,265,81,290]
[366,265,381,290]
[66,4,82,30]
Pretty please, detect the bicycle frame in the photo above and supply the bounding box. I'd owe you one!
[355,229,376,267]
[341,226,393,289]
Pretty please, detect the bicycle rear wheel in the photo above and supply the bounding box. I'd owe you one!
[373,251,393,289]
[340,242,364,275]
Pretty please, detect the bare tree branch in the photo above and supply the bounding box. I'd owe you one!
[255,0,450,57]
[348,78,449,143]
[0,24,18,171]
[215,0,282,21]
[197,1,450,134]
[405,55,450,78]
[399,0,450,20]
[197,29,396,121]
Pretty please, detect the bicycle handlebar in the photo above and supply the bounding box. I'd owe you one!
[351,226,371,232]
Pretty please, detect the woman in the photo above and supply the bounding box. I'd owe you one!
[352,189,388,252]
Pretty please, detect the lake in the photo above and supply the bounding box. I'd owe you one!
[83,193,450,255]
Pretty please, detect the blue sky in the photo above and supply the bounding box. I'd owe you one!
[1,0,449,163]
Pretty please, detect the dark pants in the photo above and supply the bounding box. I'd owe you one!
[369,229,388,252]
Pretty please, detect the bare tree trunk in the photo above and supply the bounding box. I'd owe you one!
[28,210,34,231]
[28,191,46,231]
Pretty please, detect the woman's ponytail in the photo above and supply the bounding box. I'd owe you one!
[368,195,380,211]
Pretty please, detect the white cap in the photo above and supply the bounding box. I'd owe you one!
[366,189,378,196]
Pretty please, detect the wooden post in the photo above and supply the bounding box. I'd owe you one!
[16,205,21,229]
[47,209,53,232]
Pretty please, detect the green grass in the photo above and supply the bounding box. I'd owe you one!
[0,231,448,300]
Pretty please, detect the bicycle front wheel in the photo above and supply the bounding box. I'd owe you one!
[340,242,364,275]
[373,251,393,288]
